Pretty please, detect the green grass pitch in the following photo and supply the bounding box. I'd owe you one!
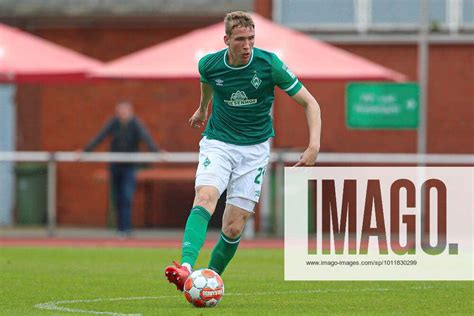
[0,247,472,315]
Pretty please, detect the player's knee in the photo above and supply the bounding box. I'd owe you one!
[222,224,243,239]
[194,190,218,211]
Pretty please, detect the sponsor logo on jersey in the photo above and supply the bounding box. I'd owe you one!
[282,64,296,79]
[224,90,257,106]
[215,79,224,86]
[251,73,262,89]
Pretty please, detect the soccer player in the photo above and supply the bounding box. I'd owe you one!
[165,11,321,290]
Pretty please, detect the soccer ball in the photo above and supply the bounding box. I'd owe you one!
[183,268,224,307]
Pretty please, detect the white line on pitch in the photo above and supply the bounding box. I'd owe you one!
[35,286,434,315]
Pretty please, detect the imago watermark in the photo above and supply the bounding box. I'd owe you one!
[284,167,473,280]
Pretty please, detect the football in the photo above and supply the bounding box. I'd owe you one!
[183,269,224,307]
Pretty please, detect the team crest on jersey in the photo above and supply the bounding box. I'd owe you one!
[203,157,211,168]
[215,79,224,86]
[251,73,262,89]
[224,90,257,106]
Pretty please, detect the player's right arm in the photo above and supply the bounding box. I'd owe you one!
[190,55,214,129]
[189,82,213,129]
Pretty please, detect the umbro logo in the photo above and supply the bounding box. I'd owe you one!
[215,79,224,86]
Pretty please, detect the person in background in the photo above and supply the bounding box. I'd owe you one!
[82,101,159,237]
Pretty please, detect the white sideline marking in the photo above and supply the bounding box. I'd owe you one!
[35,286,433,315]
[35,296,158,316]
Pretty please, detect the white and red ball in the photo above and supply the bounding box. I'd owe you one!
[183,269,224,308]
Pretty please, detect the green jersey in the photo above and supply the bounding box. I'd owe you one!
[198,47,302,145]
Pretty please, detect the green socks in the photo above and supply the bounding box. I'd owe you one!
[181,205,241,275]
[208,232,241,275]
[181,206,212,268]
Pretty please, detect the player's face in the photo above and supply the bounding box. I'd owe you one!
[224,26,255,66]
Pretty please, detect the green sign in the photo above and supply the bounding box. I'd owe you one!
[346,83,419,129]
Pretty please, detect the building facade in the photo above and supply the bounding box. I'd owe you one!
[2,0,472,228]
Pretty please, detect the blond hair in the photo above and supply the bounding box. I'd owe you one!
[224,11,254,36]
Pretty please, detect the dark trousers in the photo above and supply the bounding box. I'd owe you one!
[110,163,136,232]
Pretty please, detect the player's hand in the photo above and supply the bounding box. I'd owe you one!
[189,108,207,129]
[293,146,319,167]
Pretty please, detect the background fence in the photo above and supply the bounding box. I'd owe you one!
[0,151,472,237]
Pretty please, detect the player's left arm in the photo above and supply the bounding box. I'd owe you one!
[291,86,321,166]
[270,53,321,165]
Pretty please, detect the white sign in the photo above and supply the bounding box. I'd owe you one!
[284,167,473,280]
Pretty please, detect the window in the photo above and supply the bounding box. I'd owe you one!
[463,0,474,25]
[275,0,471,32]
[278,0,355,28]
[429,0,447,25]
[371,0,445,26]
[371,0,420,25]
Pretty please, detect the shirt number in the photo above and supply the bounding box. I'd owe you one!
[254,167,266,184]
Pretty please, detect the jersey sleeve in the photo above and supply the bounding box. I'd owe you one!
[270,53,302,96]
[198,55,210,84]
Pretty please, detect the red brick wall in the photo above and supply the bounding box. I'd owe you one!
[274,44,474,154]
[39,80,202,151]
[274,81,419,152]
[31,25,212,61]
[14,23,213,227]
[16,85,42,150]
[254,0,273,19]
[427,45,474,153]
[14,25,474,227]
[274,44,420,152]
[37,80,201,226]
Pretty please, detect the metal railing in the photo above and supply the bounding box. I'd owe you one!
[0,151,473,236]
